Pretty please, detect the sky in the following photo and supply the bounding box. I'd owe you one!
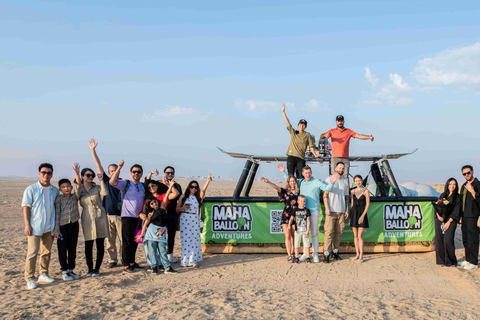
[1,0,479,184]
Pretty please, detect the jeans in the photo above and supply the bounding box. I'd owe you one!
[145,240,170,269]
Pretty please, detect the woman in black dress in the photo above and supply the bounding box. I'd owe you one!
[350,175,370,262]
[434,178,460,267]
[261,175,299,262]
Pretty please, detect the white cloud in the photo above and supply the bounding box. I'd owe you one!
[142,105,202,123]
[236,100,295,112]
[364,67,379,87]
[301,99,329,113]
[414,42,480,85]
[363,73,414,107]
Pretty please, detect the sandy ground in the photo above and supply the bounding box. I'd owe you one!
[1,178,479,320]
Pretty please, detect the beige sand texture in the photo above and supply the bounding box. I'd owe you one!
[1,178,480,319]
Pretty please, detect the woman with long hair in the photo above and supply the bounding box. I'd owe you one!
[261,175,299,262]
[435,178,460,267]
[176,175,212,267]
[350,175,369,263]
[73,163,109,276]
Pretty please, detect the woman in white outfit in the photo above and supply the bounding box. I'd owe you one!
[177,174,212,267]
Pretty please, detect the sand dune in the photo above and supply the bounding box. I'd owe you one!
[1,179,479,319]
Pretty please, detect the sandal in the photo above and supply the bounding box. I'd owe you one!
[287,255,293,263]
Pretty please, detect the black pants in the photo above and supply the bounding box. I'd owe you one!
[434,217,457,266]
[122,217,140,266]
[287,156,305,179]
[57,221,79,271]
[462,217,480,265]
[85,238,105,271]
[167,214,178,254]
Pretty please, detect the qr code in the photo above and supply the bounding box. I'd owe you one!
[270,210,283,234]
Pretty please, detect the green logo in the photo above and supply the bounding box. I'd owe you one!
[407,216,417,228]
[236,217,247,230]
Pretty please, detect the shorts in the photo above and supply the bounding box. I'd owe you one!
[294,230,310,248]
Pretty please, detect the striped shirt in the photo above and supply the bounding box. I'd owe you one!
[54,193,80,232]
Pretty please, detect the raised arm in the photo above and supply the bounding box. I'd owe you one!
[281,103,291,128]
[97,173,108,197]
[73,162,83,196]
[261,177,282,193]
[161,180,175,209]
[109,160,124,187]
[145,169,159,181]
[355,133,374,141]
[89,139,105,175]
[200,174,212,200]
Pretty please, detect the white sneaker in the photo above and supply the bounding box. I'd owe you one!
[299,254,308,262]
[464,263,478,270]
[38,274,55,283]
[313,253,320,263]
[62,272,74,281]
[460,261,469,267]
[26,280,37,290]
[68,270,81,280]
[168,254,177,263]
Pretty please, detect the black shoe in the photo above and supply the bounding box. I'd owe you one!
[151,266,158,274]
[158,265,165,272]
[164,267,177,274]
[294,257,300,264]
[132,263,143,271]
[306,257,312,264]
[324,254,330,263]
[107,262,117,268]
[91,269,100,277]
[123,265,134,274]
[333,252,342,261]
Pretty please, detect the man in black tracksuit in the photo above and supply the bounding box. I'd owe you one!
[460,165,480,270]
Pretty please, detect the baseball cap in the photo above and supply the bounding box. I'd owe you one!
[298,119,307,127]
[336,115,344,121]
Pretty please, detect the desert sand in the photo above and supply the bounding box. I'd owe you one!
[1,178,480,319]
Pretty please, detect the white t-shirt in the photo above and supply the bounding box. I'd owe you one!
[325,177,349,213]
[43,187,52,233]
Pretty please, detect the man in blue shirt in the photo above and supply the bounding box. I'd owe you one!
[279,163,339,263]
[22,163,60,290]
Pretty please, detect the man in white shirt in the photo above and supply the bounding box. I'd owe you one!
[22,163,60,290]
[323,162,349,263]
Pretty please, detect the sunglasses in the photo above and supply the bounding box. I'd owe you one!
[190,186,199,190]
[85,173,96,178]
[148,185,157,189]
[131,170,142,174]
[39,171,53,176]
[165,171,175,175]
[463,171,472,176]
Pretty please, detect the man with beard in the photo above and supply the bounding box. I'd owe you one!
[459,165,480,270]
[323,162,350,263]
[320,115,374,181]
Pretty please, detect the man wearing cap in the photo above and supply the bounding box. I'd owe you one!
[282,103,321,178]
[320,115,374,181]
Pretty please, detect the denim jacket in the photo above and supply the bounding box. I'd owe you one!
[22,182,59,236]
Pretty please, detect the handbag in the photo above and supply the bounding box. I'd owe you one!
[134,219,143,244]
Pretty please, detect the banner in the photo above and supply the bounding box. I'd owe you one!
[201,201,435,244]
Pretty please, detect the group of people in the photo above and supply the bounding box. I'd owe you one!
[22,139,212,290]
[264,104,479,269]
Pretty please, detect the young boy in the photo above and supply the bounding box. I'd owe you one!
[55,178,81,280]
[289,195,311,263]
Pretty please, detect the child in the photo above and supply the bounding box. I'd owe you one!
[54,177,81,280]
[136,181,177,274]
[289,195,311,263]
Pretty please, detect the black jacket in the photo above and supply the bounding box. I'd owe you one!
[460,178,480,218]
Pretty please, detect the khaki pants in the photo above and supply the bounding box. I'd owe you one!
[106,215,122,264]
[323,212,345,254]
[25,232,54,282]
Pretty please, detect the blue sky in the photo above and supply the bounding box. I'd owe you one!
[1,0,479,183]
